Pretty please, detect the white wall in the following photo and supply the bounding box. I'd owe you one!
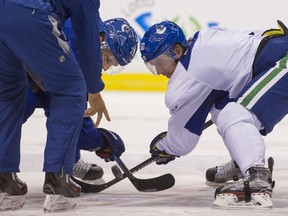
[100,0,288,73]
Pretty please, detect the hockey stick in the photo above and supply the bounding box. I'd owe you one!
[111,119,213,192]
[73,119,213,193]
[203,119,213,129]
[72,156,175,193]
[114,156,175,192]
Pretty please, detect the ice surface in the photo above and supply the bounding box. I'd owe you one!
[4,91,288,215]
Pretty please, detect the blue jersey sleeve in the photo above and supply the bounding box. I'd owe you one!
[55,0,104,93]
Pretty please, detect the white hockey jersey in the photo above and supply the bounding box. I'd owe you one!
[156,28,264,156]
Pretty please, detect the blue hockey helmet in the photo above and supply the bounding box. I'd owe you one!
[100,18,138,66]
[140,21,187,63]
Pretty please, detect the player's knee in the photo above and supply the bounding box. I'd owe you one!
[217,102,255,135]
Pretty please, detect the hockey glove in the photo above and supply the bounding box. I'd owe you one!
[150,131,178,165]
[96,128,125,162]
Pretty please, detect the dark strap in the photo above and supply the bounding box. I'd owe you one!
[252,20,288,78]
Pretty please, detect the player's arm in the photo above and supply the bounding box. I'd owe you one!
[69,0,103,93]
[151,81,215,164]
[66,0,110,123]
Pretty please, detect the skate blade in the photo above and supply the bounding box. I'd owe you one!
[0,193,25,211]
[43,194,77,213]
[213,193,273,208]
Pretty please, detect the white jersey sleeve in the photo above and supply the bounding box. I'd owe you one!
[156,62,213,156]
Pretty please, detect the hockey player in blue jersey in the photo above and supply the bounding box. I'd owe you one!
[0,0,103,211]
[21,17,137,211]
[140,20,288,207]
[25,17,138,181]
[0,0,136,212]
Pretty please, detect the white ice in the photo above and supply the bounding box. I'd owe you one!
[4,91,288,215]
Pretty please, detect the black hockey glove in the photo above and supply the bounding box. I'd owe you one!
[96,128,125,162]
[150,131,178,165]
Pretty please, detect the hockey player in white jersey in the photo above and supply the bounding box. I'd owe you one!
[140,20,288,207]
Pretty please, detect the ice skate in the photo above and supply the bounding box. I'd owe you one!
[0,173,27,211]
[73,158,105,185]
[206,160,244,186]
[43,172,81,212]
[213,166,274,208]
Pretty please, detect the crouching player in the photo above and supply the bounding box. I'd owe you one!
[140,20,288,207]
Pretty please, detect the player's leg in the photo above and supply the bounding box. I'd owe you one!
[24,85,105,183]
[206,32,288,185]
[26,87,104,181]
[208,97,267,187]
[1,2,85,212]
[215,103,273,206]
[0,37,28,211]
[206,101,244,185]
[214,55,288,207]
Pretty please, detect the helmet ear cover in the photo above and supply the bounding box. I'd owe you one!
[173,43,188,62]
[100,32,106,43]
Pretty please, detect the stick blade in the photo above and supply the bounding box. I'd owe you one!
[71,176,113,193]
[132,173,175,192]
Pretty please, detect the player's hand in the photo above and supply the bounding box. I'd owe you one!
[149,132,178,165]
[84,92,111,126]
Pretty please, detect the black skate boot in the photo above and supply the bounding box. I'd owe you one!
[43,172,81,212]
[214,166,274,207]
[0,173,27,210]
[206,160,244,186]
[73,158,104,180]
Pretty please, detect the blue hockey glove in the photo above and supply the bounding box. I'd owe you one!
[150,131,178,165]
[96,128,125,162]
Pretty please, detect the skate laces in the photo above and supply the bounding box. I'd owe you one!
[66,175,80,188]
[12,173,25,185]
[217,160,236,175]
[247,167,272,183]
[73,158,93,178]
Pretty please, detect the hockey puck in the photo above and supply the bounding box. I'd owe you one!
[111,165,123,179]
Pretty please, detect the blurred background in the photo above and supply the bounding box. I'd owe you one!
[99,0,288,91]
